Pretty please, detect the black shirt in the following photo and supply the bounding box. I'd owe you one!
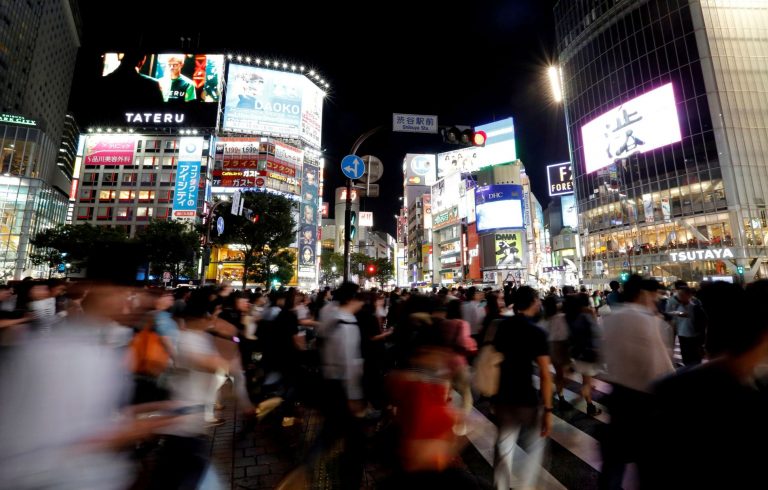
[493,315,549,406]
[649,361,768,488]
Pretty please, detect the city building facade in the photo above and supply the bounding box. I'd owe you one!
[555,0,768,286]
[0,0,81,278]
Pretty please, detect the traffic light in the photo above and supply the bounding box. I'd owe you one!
[619,271,630,282]
[243,209,259,223]
[367,264,376,275]
[737,265,745,275]
[349,211,357,240]
[442,126,487,147]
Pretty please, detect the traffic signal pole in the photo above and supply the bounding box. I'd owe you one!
[343,126,383,283]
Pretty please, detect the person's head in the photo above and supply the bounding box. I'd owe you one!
[677,286,693,304]
[302,247,312,263]
[118,51,147,71]
[512,286,540,317]
[166,55,185,78]
[306,170,316,186]
[335,282,363,313]
[174,286,191,301]
[698,280,768,360]
[485,291,501,318]
[622,275,660,308]
[542,294,559,318]
[609,280,620,292]
[674,280,688,291]
[149,288,174,312]
[0,284,12,301]
[304,205,314,223]
[183,288,214,325]
[562,285,576,296]
[563,292,591,322]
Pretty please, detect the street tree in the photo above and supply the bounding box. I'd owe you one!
[373,257,395,285]
[135,219,200,280]
[211,191,296,286]
[30,224,129,272]
[320,251,343,284]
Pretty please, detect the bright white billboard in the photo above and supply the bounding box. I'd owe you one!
[223,64,324,146]
[581,83,681,173]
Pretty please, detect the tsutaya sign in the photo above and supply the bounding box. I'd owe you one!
[669,248,734,262]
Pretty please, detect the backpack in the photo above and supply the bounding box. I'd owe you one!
[129,322,170,377]
[472,319,504,397]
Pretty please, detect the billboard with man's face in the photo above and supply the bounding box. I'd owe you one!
[222,64,325,147]
[98,53,224,126]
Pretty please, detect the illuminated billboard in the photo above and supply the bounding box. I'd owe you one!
[494,231,524,267]
[437,147,482,179]
[222,64,325,147]
[581,83,682,173]
[547,162,574,196]
[561,194,578,229]
[404,154,437,186]
[172,137,204,220]
[475,118,516,167]
[99,53,224,126]
[475,184,524,233]
[84,135,136,166]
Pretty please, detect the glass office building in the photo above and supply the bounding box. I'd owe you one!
[555,0,768,285]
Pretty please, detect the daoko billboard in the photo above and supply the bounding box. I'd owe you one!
[581,83,682,173]
[222,64,325,147]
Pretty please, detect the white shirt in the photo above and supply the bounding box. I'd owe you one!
[317,305,363,400]
[461,301,486,335]
[602,303,674,393]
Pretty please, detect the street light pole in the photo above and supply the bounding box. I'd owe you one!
[343,125,383,283]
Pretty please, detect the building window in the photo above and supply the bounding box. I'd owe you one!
[122,172,137,186]
[155,207,171,219]
[138,190,156,203]
[145,139,161,152]
[119,190,135,202]
[162,157,176,167]
[136,207,153,221]
[82,172,98,185]
[76,206,93,219]
[143,156,158,168]
[102,173,118,186]
[97,207,112,220]
[140,172,156,186]
[79,189,95,202]
[164,140,178,151]
[159,172,175,186]
[99,190,116,202]
[157,190,173,203]
[116,207,132,221]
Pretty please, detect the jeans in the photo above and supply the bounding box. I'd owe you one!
[493,404,545,490]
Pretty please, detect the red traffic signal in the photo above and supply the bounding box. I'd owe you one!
[472,130,487,147]
[367,264,376,274]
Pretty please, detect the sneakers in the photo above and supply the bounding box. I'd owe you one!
[586,403,602,416]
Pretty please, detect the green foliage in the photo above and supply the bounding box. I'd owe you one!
[136,219,200,278]
[373,257,395,284]
[211,191,297,286]
[29,224,129,268]
[320,251,343,284]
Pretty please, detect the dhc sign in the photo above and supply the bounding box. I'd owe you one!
[669,248,734,262]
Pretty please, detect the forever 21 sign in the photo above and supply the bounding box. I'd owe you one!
[547,162,574,197]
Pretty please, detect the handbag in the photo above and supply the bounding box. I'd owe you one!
[472,319,504,397]
[129,321,170,377]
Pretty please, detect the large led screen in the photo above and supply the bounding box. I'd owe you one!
[99,53,224,126]
[222,64,324,147]
[474,184,524,233]
[581,83,681,173]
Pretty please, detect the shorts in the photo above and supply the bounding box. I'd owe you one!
[572,360,601,377]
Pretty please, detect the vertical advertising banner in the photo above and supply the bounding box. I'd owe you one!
[173,137,204,219]
[661,197,671,221]
[300,158,320,272]
[643,194,655,223]
[301,78,324,147]
[84,135,137,165]
[422,194,432,230]
[494,231,524,268]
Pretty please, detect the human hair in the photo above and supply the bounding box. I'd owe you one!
[609,280,620,291]
[334,282,360,306]
[542,295,559,318]
[512,286,538,313]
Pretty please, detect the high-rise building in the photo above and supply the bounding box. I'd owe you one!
[57,113,79,181]
[0,0,81,278]
[555,0,768,285]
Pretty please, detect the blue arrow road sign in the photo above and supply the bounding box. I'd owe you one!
[341,154,365,180]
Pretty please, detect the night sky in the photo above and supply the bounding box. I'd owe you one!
[70,0,569,235]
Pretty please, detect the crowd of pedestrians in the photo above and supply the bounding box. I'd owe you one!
[0,275,766,489]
